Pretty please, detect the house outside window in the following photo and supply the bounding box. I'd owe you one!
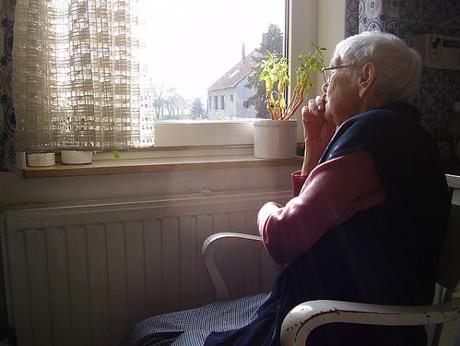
[214,96,218,110]
[138,0,284,123]
[206,48,261,120]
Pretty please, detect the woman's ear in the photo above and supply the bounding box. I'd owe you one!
[358,62,377,98]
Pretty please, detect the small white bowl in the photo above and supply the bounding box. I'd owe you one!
[61,150,93,165]
[27,152,56,167]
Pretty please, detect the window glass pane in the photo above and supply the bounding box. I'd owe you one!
[138,0,285,121]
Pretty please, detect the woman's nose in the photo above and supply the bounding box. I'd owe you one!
[322,82,329,93]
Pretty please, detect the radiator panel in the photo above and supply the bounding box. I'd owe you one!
[4,192,287,346]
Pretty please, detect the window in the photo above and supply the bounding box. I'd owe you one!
[135,0,296,148]
[14,0,340,155]
[138,0,285,123]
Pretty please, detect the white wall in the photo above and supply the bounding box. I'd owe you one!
[0,164,297,208]
[318,0,347,67]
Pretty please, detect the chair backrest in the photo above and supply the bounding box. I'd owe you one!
[436,189,460,293]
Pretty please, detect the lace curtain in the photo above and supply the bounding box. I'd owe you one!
[12,0,154,153]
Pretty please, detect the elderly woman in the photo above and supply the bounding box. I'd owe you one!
[123,31,449,346]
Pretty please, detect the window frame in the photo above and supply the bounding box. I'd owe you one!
[148,0,318,150]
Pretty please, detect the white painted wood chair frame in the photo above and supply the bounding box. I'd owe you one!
[202,198,460,346]
[202,232,264,301]
[280,298,460,346]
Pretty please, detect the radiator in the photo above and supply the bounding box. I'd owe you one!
[1,191,287,346]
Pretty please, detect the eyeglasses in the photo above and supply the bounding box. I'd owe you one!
[322,64,357,84]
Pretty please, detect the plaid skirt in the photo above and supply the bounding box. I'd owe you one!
[121,292,269,346]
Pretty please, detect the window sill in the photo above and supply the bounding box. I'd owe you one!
[22,154,303,178]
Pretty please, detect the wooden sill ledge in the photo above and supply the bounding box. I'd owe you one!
[23,155,303,178]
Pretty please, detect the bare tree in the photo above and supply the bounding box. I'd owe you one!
[165,87,186,116]
[152,85,166,119]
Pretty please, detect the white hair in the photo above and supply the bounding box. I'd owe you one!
[334,31,422,104]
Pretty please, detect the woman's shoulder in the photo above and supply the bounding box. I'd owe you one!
[346,102,420,129]
[323,103,432,161]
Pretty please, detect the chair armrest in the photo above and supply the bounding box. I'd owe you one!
[202,232,264,300]
[280,299,460,346]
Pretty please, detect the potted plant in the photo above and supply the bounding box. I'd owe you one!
[253,43,326,159]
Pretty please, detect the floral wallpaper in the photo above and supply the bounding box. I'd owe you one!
[0,0,14,172]
[346,0,359,37]
[0,0,459,171]
[358,0,460,142]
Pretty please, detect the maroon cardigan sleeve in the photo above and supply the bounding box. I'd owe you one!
[291,170,307,197]
[257,151,385,264]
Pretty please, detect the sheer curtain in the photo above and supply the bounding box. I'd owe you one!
[13,0,154,153]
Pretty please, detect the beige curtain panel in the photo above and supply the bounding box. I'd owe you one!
[13,0,154,152]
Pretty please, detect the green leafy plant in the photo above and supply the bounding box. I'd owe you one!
[259,43,326,121]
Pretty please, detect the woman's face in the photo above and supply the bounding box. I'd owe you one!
[323,55,361,126]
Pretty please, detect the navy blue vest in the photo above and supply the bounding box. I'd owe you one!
[206,103,449,346]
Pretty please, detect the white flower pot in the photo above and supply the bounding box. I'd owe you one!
[253,119,298,159]
[61,150,93,165]
[27,152,56,167]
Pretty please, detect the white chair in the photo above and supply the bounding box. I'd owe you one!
[202,192,460,346]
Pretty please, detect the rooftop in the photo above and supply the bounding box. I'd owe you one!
[208,50,260,92]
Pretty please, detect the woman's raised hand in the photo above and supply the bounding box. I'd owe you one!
[300,95,337,176]
[302,95,336,148]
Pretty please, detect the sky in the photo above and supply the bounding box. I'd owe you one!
[137,0,285,103]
